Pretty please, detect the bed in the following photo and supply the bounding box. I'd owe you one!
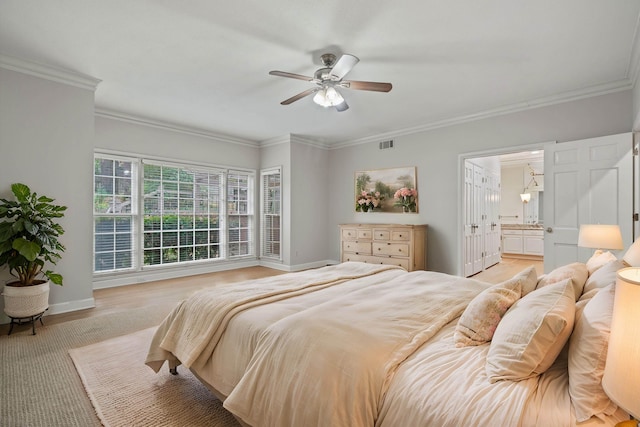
[145,255,631,427]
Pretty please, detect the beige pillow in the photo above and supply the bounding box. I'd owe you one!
[537,262,588,301]
[582,259,627,297]
[586,250,618,275]
[486,279,576,383]
[568,284,618,422]
[453,268,536,347]
[517,266,538,297]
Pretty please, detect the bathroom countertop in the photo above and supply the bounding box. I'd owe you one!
[501,224,544,230]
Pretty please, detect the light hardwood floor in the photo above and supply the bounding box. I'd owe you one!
[1,259,543,335]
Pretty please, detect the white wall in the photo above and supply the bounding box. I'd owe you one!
[328,91,633,275]
[0,67,97,321]
[290,139,330,268]
[259,136,331,270]
[95,115,260,169]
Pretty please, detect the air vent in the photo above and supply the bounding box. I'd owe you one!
[379,140,394,150]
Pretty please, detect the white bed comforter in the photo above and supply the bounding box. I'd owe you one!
[145,262,402,372]
[222,270,489,427]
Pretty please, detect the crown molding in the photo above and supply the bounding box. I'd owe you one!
[259,134,291,148]
[95,108,259,148]
[0,54,101,91]
[330,78,633,150]
[259,134,330,149]
[290,134,330,150]
[628,11,640,86]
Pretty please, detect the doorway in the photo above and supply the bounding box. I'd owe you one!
[462,147,545,278]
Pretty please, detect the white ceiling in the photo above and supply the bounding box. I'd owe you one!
[1,1,639,146]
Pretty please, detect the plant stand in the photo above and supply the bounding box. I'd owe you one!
[7,309,47,336]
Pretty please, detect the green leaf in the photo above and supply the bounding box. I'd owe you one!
[45,272,63,286]
[11,183,31,202]
[0,223,14,241]
[12,238,41,261]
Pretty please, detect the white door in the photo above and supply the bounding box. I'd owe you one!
[463,161,485,276]
[484,170,501,267]
[543,133,633,272]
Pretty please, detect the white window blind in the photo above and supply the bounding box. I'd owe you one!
[260,167,281,260]
[142,161,225,266]
[93,153,255,275]
[93,155,138,272]
[227,170,254,257]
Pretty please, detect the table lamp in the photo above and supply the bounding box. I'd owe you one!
[623,237,640,266]
[602,267,640,426]
[577,224,624,252]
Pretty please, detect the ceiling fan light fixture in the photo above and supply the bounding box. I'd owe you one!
[313,86,344,107]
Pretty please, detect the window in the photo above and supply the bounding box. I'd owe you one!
[93,156,137,272]
[93,153,255,274]
[227,171,254,257]
[260,168,281,260]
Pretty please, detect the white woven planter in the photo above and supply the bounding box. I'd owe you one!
[2,281,50,318]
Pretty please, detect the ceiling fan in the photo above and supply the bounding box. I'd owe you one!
[269,53,392,112]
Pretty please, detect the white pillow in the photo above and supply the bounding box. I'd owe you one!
[454,268,536,347]
[582,259,626,296]
[568,284,618,422]
[486,279,576,383]
[586,250,618,275]
[536,262,588,301]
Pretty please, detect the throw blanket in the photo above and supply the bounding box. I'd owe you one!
[145,262,402,372]
[223,271,489,427]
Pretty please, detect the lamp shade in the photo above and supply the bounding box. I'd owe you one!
[577,224,624,250]
[520,193,531,203]
[602,267,640,419]
[623,238,640,266]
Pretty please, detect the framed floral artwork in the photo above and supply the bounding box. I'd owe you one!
[354,166,418,213]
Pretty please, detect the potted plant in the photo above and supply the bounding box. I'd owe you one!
[0,183,66,320]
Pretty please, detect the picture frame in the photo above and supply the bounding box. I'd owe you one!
[354,166,418,213]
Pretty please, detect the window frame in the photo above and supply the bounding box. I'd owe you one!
[93,151,256,277]
[260,167,282,261]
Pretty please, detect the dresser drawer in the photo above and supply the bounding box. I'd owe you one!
[373,242,409,257]
[342,254,409,270]
[373,229,390,240]
[342,228,359,240]
[342,241,372,255]
[391,230,411,241]
[357,229,373,240]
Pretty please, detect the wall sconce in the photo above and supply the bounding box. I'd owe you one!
[519,163,542,204]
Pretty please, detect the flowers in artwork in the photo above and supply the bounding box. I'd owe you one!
[394,187,418,212]
[356,190,383,212]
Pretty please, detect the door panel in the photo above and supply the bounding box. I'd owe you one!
[544,133,632,272]
[472,164,484,274]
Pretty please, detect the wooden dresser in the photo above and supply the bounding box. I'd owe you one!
[339,223,428,271]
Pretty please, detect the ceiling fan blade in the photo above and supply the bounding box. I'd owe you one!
[342,80,392,92]
[335,100,349,112]
[330,54,359,80]
[280,87,319,105]
[269,70,314,81]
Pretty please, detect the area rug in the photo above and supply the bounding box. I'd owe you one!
[69,327,240,427]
